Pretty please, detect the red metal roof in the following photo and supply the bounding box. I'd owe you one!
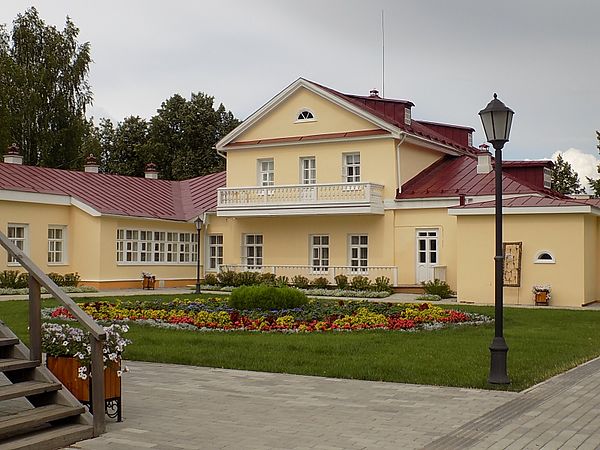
[0,162,225,221]
[397,155,564,200]
[451,194,594,209]
[307,80,478,155]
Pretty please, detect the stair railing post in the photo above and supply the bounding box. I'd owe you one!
[90,336,106,436]
[28,276,42,363]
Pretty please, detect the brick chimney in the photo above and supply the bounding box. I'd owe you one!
[84,154,99,173]
[4,144,23,165]
[477,144,492,174]
[145,163,159,179]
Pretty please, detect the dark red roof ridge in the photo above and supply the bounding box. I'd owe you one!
[416,120,475,132]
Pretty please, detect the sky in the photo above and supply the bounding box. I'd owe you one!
[2,1,600,188]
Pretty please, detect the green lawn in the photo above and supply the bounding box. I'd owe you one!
[1,294,599,391]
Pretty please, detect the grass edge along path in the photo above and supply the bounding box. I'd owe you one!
[0,294,598,392]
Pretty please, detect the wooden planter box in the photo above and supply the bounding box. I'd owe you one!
[47,356,122,421]
[534,292,549,306]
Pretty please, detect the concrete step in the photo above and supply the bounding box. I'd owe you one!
[0,404,85,438]
[0,359,39,373]
[0,381,62,402]
[0,423,93,450]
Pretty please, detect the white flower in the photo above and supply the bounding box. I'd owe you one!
[116,370,122,377]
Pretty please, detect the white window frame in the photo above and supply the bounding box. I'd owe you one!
[258,159,274,187]
[295,108,316,122]
[207,234,224,271]
[242,234,263,269]
[116,228,196,265]
[543,168,552,189]
[416,229,439,266]
[48,225,67,265]
[342,153,361,183]
[534,250,556,264]
[300,157,316,185]
[404,107,411,125]
[7,223,28,266]
[348,234,368,273]
[310,235,329,273]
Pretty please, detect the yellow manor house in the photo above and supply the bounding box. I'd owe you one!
[1,78,599,307]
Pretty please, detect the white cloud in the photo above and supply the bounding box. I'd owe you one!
[551,148,599,193]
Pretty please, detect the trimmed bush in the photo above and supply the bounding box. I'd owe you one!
[421,279,455,299]
[228,285,308,310]
[311,277,329,289]
[203,273,219,286]
[292,275,310,289]
[334,274,348,290]
[350,275,371,291]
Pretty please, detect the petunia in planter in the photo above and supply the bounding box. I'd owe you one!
[42,323,130,421]
[532,285,551,305]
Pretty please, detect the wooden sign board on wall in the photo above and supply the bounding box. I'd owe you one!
[503,242,522,287]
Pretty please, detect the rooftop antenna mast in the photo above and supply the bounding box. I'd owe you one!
[381,9,385,98]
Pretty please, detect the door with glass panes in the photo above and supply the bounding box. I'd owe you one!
[416,229,439,283]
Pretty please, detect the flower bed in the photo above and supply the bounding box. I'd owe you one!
[45,298,490,333]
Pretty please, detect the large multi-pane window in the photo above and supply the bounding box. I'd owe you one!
[300,157,316,184]
[348,234,368,272]
[208,234,223,270]
[311,235,329,272]
[116,229,196,264]
[343,153,360,182]
[48,226,66,264]
[242,234,263,269]
[7,224,28,265]
[258,159,274,186]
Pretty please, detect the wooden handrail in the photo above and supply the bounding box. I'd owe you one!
[0,231,106,435]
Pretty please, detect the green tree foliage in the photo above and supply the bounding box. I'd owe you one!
[0,7,92,168]
[551,153,585,195]
[586,131,600,197]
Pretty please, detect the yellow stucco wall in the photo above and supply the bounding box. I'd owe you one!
[394,208,457,288]
[236,87,378,142]
[399,143,443,187]
[455,214,590,307]
[584,215,598,303]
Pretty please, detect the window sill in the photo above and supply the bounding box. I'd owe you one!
[534,260,556,264]
[47,263,69,266]
[116,262,197,266]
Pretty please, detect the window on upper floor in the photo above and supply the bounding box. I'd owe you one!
[404,107,411,125]
[48,225,67,264]
[258,159,274,186]
[343,153,361,183]
[300,157,316,185]
[534,251,555,264]
[296,109,315,122]
[7,223,28,265]
[543,168,552,189]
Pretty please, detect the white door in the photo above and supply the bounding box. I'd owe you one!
[416,229,439,283]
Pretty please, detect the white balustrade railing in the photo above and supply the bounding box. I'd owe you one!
[217,182,384,208]
[220,264,398,286]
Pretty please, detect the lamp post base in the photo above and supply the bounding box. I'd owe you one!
[488,336,510,384]
[195,283,202,295]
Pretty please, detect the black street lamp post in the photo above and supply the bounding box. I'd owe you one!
[478,94,514,385]
[194,216,203,294]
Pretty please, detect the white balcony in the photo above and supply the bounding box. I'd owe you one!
[217,182,384,216]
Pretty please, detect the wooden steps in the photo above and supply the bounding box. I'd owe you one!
[0,328,95,449]
[0,423,93,450]
[0,381,62,402]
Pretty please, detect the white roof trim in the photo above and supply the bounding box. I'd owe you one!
[223,132,392,151]
[0,189,102,216]
[216,78,402,150]
[449,205,596,216]
[388,193,536,210]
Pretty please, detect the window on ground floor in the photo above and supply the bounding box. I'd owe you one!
[208,234,223,271]
[310,235,329,272]
[242,234,263,269]
[7,223,28,265]
[48,225,67,264]
[116,228,196,264]
[348,234,368,272]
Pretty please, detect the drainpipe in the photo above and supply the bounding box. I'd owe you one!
[395,133,407,194]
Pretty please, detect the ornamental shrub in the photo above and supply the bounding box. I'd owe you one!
[15,273,29,289]
[350,275,371,291]
[275,275,289,287]
[203,273,219,286]
[228,285,308,310]
[259,272,277,286]
[62,272,80,287]
[0,270,20,288]
[235,271,261,286]
[334,274,348,290]
[416,294,442,302]
[217,270,237,286]
[374,276,392,292]
[292,275,310,289]
[311,277,329,289]
[421,279,455,299]
[47,272,65,286]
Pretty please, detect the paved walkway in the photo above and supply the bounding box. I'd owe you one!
[66,357,600,450]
